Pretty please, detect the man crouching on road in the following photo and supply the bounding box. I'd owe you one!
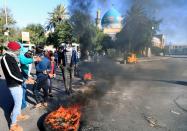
[1,42,32,131]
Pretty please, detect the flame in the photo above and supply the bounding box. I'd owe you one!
[45,105,81,131]
[83,73,93,80]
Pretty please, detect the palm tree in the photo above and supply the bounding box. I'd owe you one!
[47,4,67,31]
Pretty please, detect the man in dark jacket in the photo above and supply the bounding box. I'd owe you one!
[1,42,29,131]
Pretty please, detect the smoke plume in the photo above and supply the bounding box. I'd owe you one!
[121,0,187,44]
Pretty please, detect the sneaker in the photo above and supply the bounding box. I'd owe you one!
[10,124,23,131]
[65,90,70,95]
[48,93,53,97]
[69,88,74,93]
[17,114,30,121]
[43,102,48,107]
[34,103,43,108]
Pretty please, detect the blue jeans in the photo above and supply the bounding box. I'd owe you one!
[48,78,53,93]
[9,86,23,125]
[21,82,27,109]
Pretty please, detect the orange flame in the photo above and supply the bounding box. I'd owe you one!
[45,105,81,131]
[83,73,93,80]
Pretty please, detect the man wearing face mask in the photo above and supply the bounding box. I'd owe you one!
[19,50,34,110]
[60,42,77,95]
[1,42,31,131]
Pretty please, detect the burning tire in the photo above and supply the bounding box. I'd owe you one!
[44,106,81,131]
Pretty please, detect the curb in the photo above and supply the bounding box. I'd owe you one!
[138,57,170,63]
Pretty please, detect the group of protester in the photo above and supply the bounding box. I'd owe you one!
[1,41,78,131]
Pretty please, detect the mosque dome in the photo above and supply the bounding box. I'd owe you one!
[101,7,122,28]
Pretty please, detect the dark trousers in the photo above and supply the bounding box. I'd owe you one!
[33,76,48,103]
[55,59,58,66]
[48,78,52,93]
[74,64,79,76]
[61,66,74,91]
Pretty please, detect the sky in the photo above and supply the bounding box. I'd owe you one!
[1,0,69,27]
[0,0,187,45]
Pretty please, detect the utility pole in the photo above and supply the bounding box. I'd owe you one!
[4,0,9,43]
[4,0,8,25]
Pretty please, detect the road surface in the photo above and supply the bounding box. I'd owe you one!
[79,57,187,131]
[1,57,187,131]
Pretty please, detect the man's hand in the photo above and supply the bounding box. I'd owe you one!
[43,70,47,74]
[25,78,35,84]
[49,73,54,78]
[53,74,56,78]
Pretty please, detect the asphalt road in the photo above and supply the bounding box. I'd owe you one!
[1,57,187,131]
[79,57,187,131]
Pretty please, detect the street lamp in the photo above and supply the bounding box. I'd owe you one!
[147,26,155,57]
[151,26,154,45]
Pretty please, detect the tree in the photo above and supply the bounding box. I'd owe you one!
[69,0,94,59]
[101,35,114,53]
[24,24,46,44]
[46,4,75,48]
[46,21,74,48]
[0,8,16,43]
[8,27,22,42]
[46,31,58,48]
[92,28,105,53]
[47,4,67,31]
[116,3,161,56]
[56,21,73,44]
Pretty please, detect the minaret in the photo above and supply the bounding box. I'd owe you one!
[95,9,102,30]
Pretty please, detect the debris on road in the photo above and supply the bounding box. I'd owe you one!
[170,110,180,115]
[143,113,169,130]
[111,119,115,122]
[106,91,120,94]
[145,106,151,110]
[144,115,158,127]
[143,114,161,128]
[81,121,102,131]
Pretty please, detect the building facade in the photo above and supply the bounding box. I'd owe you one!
[152,34,165,49]
[165,45,187,55]
[96,7,165,50]
[96,7,123,39]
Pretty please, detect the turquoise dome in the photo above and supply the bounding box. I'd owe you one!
[101,7,122,27]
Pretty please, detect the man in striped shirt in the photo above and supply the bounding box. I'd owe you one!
[60,43,77,95]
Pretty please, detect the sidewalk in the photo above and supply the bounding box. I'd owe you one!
[18,66,95,131]
[0,61,95,130]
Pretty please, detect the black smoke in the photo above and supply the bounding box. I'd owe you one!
[122,0,187,44]
[69,0,95,59]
